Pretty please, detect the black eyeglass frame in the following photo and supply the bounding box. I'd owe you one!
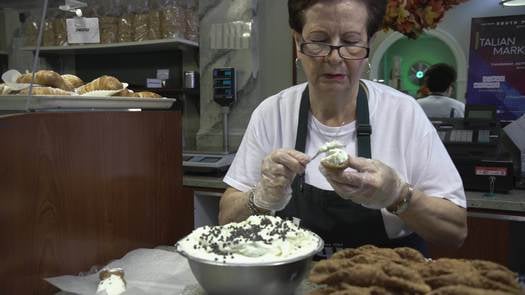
[299,41,370,60]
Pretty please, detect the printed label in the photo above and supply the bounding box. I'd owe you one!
[66,17,100,44]
[475,166,508,176]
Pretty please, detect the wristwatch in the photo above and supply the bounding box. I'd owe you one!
[247,189,271,215]
[387,184,414,215]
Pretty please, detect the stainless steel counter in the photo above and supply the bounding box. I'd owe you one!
[183,175,227,189]
[183,175,525,213]
[467,190,525,213]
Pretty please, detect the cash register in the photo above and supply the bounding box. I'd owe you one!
[431,104,515,193]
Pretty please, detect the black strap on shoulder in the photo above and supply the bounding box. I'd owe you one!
[296,83,372,158]
[295,85,310,153]
[356,82,372,158]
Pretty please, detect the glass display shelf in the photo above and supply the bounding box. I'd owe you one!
[21,38,198,55]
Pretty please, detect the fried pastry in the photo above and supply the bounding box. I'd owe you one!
[113,88,134,97]
[77,75,123,94]
[311,262,431,294]
[309,245,523,295]
[19,86,72,96]
[417,258,476,278]
[315,140,348,169]
[310,284,392,295]
[61,74,84,89]
[469,259,516,275]
[0,83,10,95]
[426,271,521,294]
[17,70,73,91]
[321,148,348,169]
[394,247,427,263]
[133,91,162,98]
[428,285,513,295]
[97,268,126,295]
[332,245,402,261]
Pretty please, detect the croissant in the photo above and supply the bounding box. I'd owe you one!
[16,70,73,91]
[61,74,85,89]
[113,88,134,97]
[77,75,123,95]
[133,91,161,98]
[0,84,10,95]
[19,86,72,96]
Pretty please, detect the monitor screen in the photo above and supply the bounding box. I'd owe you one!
[465,104,496,121]
[468,110,493,120]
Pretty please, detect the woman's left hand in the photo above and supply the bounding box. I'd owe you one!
[319,156,405,209]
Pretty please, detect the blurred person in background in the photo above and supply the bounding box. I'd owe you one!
[418,63,465,118]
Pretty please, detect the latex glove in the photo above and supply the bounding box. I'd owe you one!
[319,156,405,209]
[253,149,309,211]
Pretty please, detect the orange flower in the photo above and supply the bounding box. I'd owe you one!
[383,0,467,39]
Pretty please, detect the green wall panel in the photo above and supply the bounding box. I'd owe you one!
[379,34,456,98]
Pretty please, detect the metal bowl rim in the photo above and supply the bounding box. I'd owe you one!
[175,231,324,267]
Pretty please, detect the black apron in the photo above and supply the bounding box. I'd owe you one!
[277,83,428,258]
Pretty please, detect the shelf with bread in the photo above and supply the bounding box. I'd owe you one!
[21,38,198,55]
[130,86,199,98]
[0,70,177,111]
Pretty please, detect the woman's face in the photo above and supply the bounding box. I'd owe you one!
[295,0,369,94]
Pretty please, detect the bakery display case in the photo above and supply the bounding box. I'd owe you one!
[22,36,197,54]
[1,0,199,98]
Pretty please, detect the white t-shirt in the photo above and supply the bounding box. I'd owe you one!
[224,80,466,239]
[418,95,465,118]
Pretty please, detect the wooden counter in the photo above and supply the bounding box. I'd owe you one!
[0,111,193,294]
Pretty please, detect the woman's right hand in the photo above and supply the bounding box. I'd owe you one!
[252,149,309,210]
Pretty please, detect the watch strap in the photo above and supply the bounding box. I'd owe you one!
[387,184,414,215]
[247,189,271,215]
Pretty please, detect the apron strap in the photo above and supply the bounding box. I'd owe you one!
[296,83,372,158]
[295,85,310,153]
[356,83,372,158]
[295,86,311,192]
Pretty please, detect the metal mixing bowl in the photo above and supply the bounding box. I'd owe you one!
[177,233,324,295]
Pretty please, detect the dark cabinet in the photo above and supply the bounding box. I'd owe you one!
[0,111,192,294]
[428,209,525,273]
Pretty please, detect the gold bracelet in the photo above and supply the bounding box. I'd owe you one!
[246,189,271,215]
[387,184,414,215]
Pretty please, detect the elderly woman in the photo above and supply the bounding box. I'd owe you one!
[219,0,467,255]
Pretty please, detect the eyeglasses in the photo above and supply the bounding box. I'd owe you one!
[300,41,369,60]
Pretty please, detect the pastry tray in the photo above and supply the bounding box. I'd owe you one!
[0,95,176,111]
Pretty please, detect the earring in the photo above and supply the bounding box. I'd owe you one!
[295,57,303,69]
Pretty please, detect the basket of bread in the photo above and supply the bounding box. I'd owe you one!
[0,69,171,110]
[1,69,163,98]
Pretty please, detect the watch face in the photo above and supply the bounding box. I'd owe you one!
[395,201,410,215]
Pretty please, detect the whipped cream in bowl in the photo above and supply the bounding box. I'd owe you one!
[176,215,323,265]
[175,215,324,295]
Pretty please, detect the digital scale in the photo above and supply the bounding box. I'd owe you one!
[183,152,236,174]
[183,67,237,174]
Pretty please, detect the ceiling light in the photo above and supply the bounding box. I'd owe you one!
[500,0,525,6]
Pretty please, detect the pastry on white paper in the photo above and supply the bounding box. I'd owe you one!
[96,268,126,295]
